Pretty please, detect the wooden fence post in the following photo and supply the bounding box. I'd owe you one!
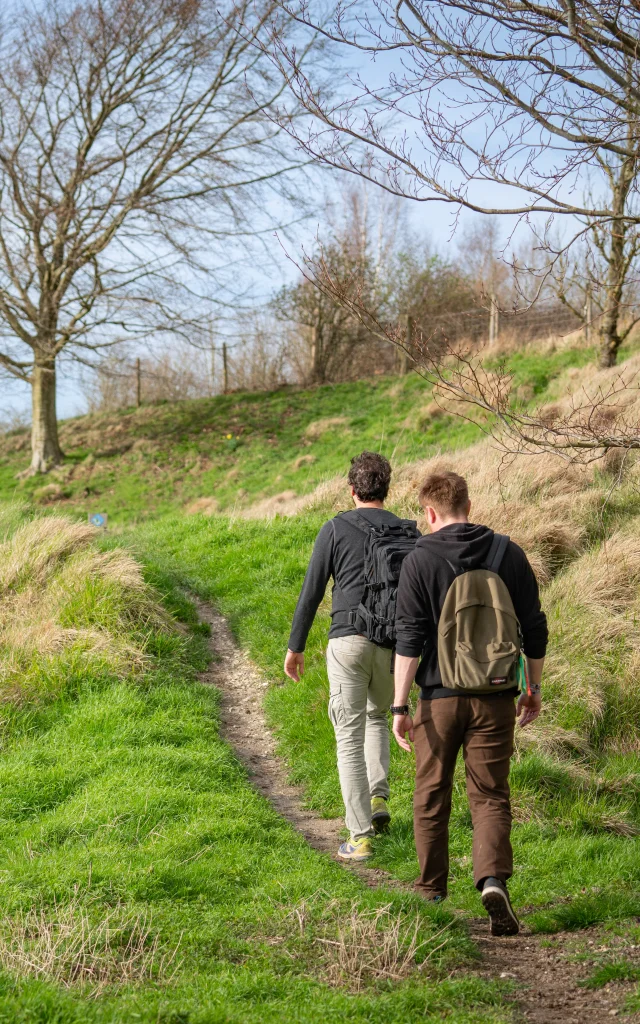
[136,357,141,407]
[584,289,592,343]
[222,342,229,394]
[398,314,412,374]
[488,294,499,346]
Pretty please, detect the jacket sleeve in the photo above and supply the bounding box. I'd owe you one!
[287,521,335,653]
[507,543,548,659]
[395,553,432,658]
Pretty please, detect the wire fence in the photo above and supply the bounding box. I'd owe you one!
[87,299,637,412]
[412,300,583,346]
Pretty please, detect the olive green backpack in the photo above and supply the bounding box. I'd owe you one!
[437,534,521,693]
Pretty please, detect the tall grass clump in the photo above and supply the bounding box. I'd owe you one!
[543,521,640,746]
[0,510,174,709]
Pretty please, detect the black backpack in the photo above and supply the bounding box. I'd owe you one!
[346,512,420,648]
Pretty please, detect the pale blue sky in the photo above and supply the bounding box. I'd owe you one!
[0,16,572,423]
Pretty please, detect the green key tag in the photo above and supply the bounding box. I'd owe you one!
[516,654,529,694]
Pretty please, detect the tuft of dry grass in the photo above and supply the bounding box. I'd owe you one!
[281,897,454,992]
[0,512,175,700]
[515,724,594,761]
[0,900,181,993]
[240,489,299,519]
[304,416,349,441]
[314,904,452,991]
[0,517,97,590]
[541,519,640,738]
[184,497,220,516]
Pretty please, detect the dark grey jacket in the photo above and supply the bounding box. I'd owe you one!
[288,508,409,652]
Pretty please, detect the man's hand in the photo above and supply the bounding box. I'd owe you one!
[516,691,541,728]
[392,713,415,752]
[284,649,304,682]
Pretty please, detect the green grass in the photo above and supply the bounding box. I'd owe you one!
[0,338,623,524]
[581,960,640,989]
[0,511,515,1023]
[0,374,481,523]
[2,340,640,1016]
[128,510,640,934]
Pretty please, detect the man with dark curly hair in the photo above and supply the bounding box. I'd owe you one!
[285,451,412,860]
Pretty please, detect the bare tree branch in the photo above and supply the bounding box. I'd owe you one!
[0,0,316,473]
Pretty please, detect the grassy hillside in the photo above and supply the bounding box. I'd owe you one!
[3,340,640,1016]
[0,341,599,522]
[120,345,640,939]
[0,509,512,1023]
[130,490,640,936]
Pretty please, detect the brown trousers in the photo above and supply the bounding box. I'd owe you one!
[413,696,516,898]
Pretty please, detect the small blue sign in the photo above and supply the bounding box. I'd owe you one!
[89,512,107,529]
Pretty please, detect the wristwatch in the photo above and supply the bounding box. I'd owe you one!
[390,705,410,715]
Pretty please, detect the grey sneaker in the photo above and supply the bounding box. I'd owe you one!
[481,877,519,936]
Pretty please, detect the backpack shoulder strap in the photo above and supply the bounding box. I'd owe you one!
[349,511,379,534]
[482,533,510,574]
[333,511,370,533]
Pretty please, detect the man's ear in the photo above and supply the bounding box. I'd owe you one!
[425,505,437,525]
[466,499,472,517]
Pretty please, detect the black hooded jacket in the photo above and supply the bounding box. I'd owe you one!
[395,522,548,699]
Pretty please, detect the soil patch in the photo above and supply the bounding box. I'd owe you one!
[196,598,640,1022]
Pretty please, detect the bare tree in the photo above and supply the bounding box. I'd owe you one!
[271,0,640,367]
[553,197,640,364]
[273,186,401,382]
[0,0,310,473]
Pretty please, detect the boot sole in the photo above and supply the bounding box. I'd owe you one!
[372,812,391,834]
[336,849,374,862]
[481,886,520,936]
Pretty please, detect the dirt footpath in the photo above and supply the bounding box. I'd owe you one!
[196,599,640,1023]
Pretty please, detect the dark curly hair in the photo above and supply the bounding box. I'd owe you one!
[347,451,391,503]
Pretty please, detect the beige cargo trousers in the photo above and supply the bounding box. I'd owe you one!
[326,635,394,840]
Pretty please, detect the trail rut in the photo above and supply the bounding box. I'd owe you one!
[196,598,640,1023]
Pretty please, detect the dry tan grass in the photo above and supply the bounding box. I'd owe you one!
[515,724,594,760]
[0,513,173,698]
[304,416,349,440]
[240,489,299,519]
[540,519,640,734]
[316,905,451,991]
[184,496,220,516]
[33,483,67,505]
[545,521,640,663]
[240,476,352,519]
[389,440,599,583]
[285,899,452,992]
[403,401,443,430]
[0,518,97,590]
[0,900,181,992]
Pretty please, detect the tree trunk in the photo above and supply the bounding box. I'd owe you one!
[598,159,633,369]
[599,318,622,368]
[598,221,625,367]
[310,308,325,384]
[29,358,63,473]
